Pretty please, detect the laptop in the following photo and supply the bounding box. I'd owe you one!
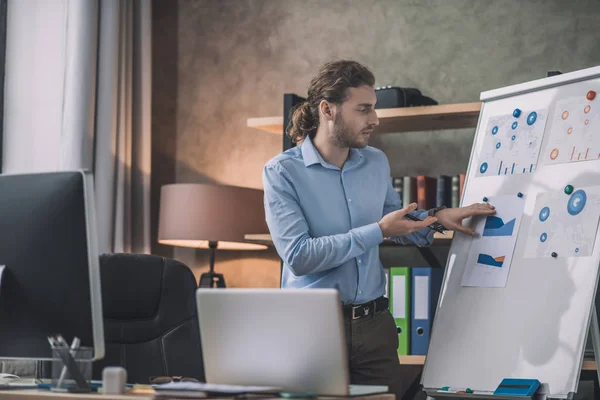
[195,288,389,397]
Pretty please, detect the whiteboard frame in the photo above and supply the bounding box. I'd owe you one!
[421,65,600,400]
[481,65,600,102]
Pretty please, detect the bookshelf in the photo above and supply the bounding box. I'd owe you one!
[247,102,481,135]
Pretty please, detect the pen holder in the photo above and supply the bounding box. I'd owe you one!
[51,346,93,392]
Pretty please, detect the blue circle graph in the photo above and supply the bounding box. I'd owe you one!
[496,142,501,149]
[568,190,587,216]
[512,121,518,130]
[480,162,488,173]
[527,112,537,125]
[575,248,580,253]
[492,126,498,135]
[539,206,550,222]
[540,233,547,243]
[512,135,516,140]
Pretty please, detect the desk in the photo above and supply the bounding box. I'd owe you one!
[0,390,395,400]
[0,390,151,400]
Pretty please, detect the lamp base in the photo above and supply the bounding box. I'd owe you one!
[199,271,226,288]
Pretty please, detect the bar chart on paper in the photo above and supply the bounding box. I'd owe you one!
[567,146,592,162]
[496,161,535,175]
[476,109,548,178]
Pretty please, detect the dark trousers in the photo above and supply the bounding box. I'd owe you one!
[343,306,404,400]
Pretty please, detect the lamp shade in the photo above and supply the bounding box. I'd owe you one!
[158,183,269,250]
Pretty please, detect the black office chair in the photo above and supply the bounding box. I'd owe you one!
[92,253,205,384]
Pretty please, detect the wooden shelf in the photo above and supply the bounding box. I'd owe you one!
[247,116,284,135]
[398,355,426,365]
[245,231,453,247]
[399,355,598,371]
[247,102,481,135]
[244,234,275,246]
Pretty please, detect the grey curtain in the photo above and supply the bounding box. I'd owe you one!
[94,0,152,254]
[2,0,152,255]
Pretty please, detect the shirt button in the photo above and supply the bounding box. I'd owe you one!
[358,259,362,264]
[347,198,352,202]
[358,290,362,294]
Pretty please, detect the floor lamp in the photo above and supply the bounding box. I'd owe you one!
[157,183,269,288]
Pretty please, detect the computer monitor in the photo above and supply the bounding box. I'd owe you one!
[0,170,104,360]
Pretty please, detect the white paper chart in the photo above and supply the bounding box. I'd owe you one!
[475,109,548,178]
[524,185,600,258]
[461,195,525,288]
[543,91,600,165]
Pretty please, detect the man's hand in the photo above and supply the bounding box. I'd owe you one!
[378,203,439,238]
[435,203,496,236]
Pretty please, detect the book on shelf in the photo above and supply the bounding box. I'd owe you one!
[391,174,466,210]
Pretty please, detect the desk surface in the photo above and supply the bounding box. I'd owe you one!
[0,389,395,400]
[0,390,151,400]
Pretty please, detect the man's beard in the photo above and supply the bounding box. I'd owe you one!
[331,113,367,149]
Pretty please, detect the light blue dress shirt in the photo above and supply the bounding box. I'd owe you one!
[262,135,435,305]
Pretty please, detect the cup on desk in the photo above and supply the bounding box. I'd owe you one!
[103,367,127,394]
[51,346,93,391]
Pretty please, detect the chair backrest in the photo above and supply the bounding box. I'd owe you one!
[92,253,205,384]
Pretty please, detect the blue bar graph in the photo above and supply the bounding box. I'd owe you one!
[498,161,503,175]
[530,164,533,173]
[505,167,508,175]
[511,163,515,174]
[523,168,526,173]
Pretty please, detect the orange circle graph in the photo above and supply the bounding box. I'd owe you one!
[550,148,559,160]
[585,105,591,114]
[562,111,569,120]
[568,127,573,134]
[585,119,590,125]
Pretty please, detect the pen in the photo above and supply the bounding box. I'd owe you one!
[57,337,80,388]
[404,213,446,234]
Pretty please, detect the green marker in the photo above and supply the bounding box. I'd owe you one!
[441,386,449,391]
[565,184,574,194]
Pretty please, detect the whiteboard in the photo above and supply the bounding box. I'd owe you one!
[421,66,600,398]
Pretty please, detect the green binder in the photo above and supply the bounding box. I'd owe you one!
[389,267,411,355]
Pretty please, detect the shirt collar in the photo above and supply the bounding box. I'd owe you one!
[301,135,364,169]
[301,135,325,167]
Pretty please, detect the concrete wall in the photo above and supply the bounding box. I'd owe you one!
[151,0,600,286]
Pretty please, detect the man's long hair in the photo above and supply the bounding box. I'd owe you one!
[286,60,375,144]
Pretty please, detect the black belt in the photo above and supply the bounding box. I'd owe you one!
[342,296,388,320]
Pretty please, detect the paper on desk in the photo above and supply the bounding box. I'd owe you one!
[152,381,281,394]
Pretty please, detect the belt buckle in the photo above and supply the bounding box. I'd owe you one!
[352,304,373,320]
[351,305,362,320]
